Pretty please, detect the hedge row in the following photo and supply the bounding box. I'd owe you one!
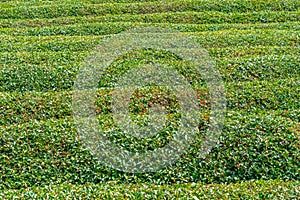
[0,110,298,189]
[1,20,300,36]
[1,11,299,29]
[2,11,299,29]
[0,0,77,9]
[247,109,300,123]
[0,29,298,52]
[0,51,89,67]
[226,78,300,110]
[0,91,72,125]
[0,46,298,93]
[208,46,298,58]
[190,29,299,48]
[1,0,299,19]
[0,45,297,62]
[0,77,299,125]
[218,54,300,81]
[1,54,298,87]
[1,180,299,199]
[0,35,102,52]
[78,49,300,90]
[0,54,300,83]
[0,0,197,8]
[0,0,194,9]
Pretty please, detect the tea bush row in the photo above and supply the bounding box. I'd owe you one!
[1,11,299,29]
[1,0,299,19]
[1,180,299,199]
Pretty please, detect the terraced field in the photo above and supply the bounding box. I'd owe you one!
[0,0,299,199]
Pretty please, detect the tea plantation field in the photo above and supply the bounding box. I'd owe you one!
[0,0,299,199]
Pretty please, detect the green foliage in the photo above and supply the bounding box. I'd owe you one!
[0,29,297,53]
[0,0,299,196]
[1,12,299,30]
[0,111,299,189]
[1,180,299,199]
[1,0,299,19]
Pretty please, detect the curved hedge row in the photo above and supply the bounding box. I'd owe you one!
[0,45,297,61]
[1,11,299,29]
[0,111,298,189]
[0,81,299,126]
[1,0,299,19]
[1,20,300,36]
[1,54,298,87]
[208,46,298,58]
[1,180,299,199]
[0,29,298,53]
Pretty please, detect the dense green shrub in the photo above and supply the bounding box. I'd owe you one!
[0,111,299,189]
[0,0,299,195]
[1,12,299,30]
[1,0,299,19]
[0,29,297,54]
[0,180,299,199]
